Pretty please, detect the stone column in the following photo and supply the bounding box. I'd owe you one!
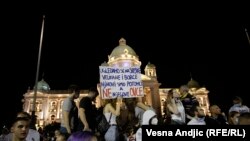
[150,84,161,118]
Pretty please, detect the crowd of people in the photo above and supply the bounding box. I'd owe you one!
[0,84,249,141]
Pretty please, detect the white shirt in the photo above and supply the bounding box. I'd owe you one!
[229,104,250,114]
[187,117,206,125]
[3,129,40,141]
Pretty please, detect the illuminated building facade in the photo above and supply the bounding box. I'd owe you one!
[23,38,210,127]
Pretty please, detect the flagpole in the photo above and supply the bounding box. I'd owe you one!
[31,15,45,129]
[245,28,250,46]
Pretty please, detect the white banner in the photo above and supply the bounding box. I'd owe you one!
[99,66,143,99]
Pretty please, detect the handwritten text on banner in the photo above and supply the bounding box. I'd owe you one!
[99,66,143,99]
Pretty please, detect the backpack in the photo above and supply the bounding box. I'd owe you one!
[97,113,112,135]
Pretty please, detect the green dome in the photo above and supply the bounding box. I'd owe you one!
[101,61,109,66]
[109,38,137,59]
[187,79,200,88]
[145,62,155,68]
[36,79,50,91]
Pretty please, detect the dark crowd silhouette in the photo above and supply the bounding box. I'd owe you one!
[1,85,249,141]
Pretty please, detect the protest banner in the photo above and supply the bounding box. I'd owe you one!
[99,66,143,99]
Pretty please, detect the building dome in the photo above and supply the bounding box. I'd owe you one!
[109,38,137,59]
[145,62,155,69]
[101,61,109,66]
[187,78,200,89]
[36,79,50,91]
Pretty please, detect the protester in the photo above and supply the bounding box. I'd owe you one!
[78,87,99,132]
[60,85,80,137]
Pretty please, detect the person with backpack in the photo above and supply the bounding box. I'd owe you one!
[103,97,122,141]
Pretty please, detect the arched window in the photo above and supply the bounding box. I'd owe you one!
[50,101,57,112]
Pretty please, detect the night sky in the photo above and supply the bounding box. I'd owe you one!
[1,4,250,127]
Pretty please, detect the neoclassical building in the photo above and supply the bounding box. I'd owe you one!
[23,38,210,127]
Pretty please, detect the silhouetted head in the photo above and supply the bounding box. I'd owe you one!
[239,112,250,125]
[67,131,97,141]
[68,84,80,99]
[88,87,99,100]
[179,85,189,95]
[233,96,242,104]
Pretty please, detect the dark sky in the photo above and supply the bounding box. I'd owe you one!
[1,4,250,127]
